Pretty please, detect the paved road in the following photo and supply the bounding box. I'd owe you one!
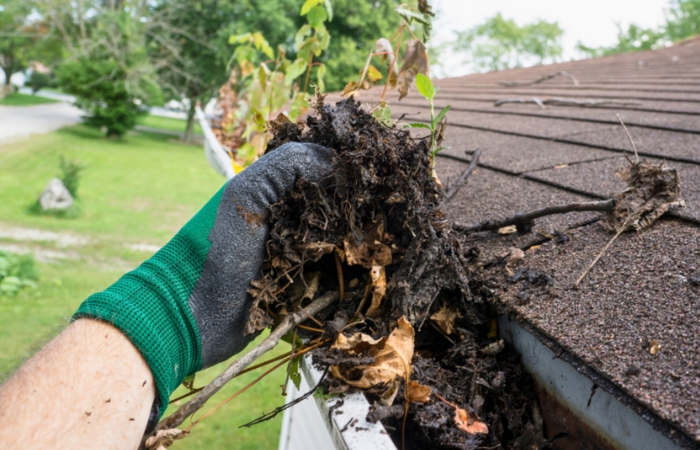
[0,102,83,144]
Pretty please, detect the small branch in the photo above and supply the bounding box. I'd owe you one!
[616,114,639,164]
[499,71,579,87]
[573,229,624,288]
[445,149,482,202]
[148,291,340,436]
[238,367,329,428]
[453,199,615,234]
[495,97,642,108]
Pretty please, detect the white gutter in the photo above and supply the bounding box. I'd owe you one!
[195,105,235,180]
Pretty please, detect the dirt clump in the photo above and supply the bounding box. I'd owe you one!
[246,95,546,449]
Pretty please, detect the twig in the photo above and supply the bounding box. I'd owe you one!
[616,114,640,163]
[573,229,624,288]
[238,367,330,428]
[147,291,340,437]
[453,200,615,234]
[335,251,345,303]
[495,97,642,108]
[445,149,482,202]
[499,71,579,87]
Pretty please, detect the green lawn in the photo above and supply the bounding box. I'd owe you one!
[0,93,59,106]
[137,114,203,135]
[0,125,287,449]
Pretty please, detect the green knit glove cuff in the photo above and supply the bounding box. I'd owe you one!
[73,185,225,413]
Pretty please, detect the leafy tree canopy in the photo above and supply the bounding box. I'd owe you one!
[578,0,700,57]
[452,13,563,72]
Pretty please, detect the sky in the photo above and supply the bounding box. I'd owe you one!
[430,0,669,77]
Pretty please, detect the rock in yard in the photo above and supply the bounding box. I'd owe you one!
[39,178,73,211]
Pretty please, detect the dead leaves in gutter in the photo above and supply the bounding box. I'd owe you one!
[330,317,414,389]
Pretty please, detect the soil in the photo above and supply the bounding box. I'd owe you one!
[247,95,550,449]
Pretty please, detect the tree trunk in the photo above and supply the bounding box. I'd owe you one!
[183,97,196,143]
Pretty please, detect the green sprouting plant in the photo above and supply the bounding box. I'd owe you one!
[0,251,38,296]
[59,156,86,199]
[340,1,449,167]
[221,0,332,167]
[410,73,450,165]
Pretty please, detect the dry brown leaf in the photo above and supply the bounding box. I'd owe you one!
[407,380,432,403]
[506,248,525,266]
[604,161,685,233]
[145,429,189,450]
[344,239,372,268]
[481,339,505,356]
[372,244,393,266]
[454,407,489,435]
[332,332,385,353]
[398,40,429,100]
[330,317,415,389]
[498,225,517,235]
[366,265,387,317]
[430,305,462,335]
[650,339,660,355]
[342,81,359,97]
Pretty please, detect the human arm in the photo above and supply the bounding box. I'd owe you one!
[0,143,334,449]
[0,319,155,449]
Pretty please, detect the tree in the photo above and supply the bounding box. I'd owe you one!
[0,0,43,87]
[577,0,700,58]
[41,0,161,137]
[452,13,563,72]
[665,0,700,41]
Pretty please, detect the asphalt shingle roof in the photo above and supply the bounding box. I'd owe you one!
[395,38,700,447]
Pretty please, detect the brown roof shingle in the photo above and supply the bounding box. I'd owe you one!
[399,39,700,447]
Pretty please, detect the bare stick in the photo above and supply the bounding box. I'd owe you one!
[148,291,340,436]
[616,114,639,164]
[499,71,579,87]
[495,97,642,108]
[445,149,482,202]
[573,229,624,288]
[453,199,615,234]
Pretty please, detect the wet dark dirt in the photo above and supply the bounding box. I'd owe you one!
[246,96,548,449]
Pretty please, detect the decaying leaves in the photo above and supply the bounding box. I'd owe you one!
[398,40,430,100]
[481,339,505,356]
[604,161,685,233]
[144,429,189,450]
[454,407,489,435]
[430,304,462,335]
[407,380,432,403]
[330,317,415,389]
[366,265,387,317]
[375,38,398,88]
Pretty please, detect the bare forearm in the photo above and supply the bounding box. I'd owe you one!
[0,319,155,449]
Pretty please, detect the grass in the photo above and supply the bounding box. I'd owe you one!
[0,125,287,449]
[0,93,59,106]
[137,114,203,136]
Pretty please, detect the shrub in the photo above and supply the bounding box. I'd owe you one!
[0,251,38,296]
[57,59,152,137]
[59,155,85,199]
[27,72,53,94]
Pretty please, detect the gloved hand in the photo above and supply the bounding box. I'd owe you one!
[73,142,334,419]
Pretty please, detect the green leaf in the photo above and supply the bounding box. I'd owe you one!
[252,109,266,132]
[229,33,252,44]
[295,25,312,50]
[289,357,302,390]
[372,104,392,126]
[300,0,322,16]
[403,122,431,130]
[324,0,333,21]
[285,58,308,85]
[307,5,328,28]
[415,73,435,100]
[253,32,275,60]
[432,105,451,128]
[395,7,430,27]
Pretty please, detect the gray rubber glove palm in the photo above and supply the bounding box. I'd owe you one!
[74,142,334,415]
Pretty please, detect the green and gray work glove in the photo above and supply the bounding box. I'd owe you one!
[73,142,334,421]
